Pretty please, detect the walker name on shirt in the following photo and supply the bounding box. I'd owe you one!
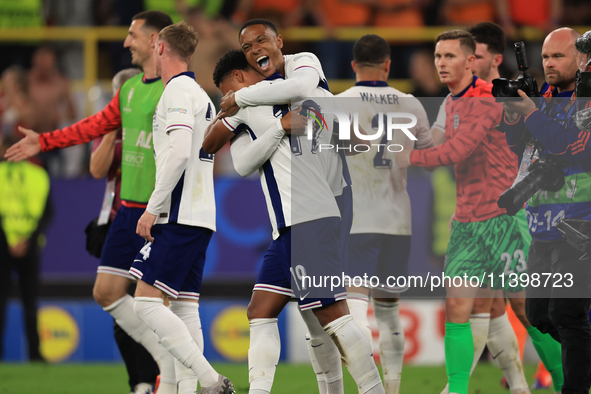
[360,92,399,105]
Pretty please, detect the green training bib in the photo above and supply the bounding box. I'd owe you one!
[119,74,163,204]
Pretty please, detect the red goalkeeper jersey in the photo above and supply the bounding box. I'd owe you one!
[409,76,518,222]
[39,91,121,152]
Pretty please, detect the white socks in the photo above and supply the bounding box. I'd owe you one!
[373,300,404,394]
[157,337,177,394]
[133,297,219,388]
[104,295,176,393]
[440,313,490,394]
[248,318,281,394]
[469,313,490,373]
[103,295,163,363]
[174,358,198,394]
[170,301,204,394]
[306,332,328,394]
[324,315,384,394]
[487,313,529,393]
[300,309,344,394]
[347,293,372,343]
[170,301,204,349]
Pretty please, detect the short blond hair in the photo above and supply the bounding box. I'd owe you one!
[158,21,198,62]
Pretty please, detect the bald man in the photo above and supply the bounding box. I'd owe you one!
[502,27,591,394]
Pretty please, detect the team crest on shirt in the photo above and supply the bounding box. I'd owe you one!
[454,114,459,129]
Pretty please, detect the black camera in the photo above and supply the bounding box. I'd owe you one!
[492,42,540,99]
[575,30,591,98]
[576,70,591,98]
[497,154,565,216]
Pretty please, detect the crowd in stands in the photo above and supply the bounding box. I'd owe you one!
[1,0,591,178]
[1,46,77,177]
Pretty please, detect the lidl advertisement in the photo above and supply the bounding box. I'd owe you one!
[1,300,287,363]
[3,299,444,364]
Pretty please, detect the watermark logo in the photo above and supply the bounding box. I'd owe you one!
[304,109,417,153]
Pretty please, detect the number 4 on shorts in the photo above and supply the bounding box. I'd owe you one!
[140,242,152,260]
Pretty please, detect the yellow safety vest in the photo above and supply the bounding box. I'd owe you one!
[0,161,50,247]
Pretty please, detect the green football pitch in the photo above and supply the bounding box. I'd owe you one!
[0,362,554,394]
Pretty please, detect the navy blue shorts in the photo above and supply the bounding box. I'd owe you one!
[347,234,411,293]
[335,185,353,268]
[253,230,294,298]
[129,223,212,300]
[98,206,146,279]
[254,217,347,310]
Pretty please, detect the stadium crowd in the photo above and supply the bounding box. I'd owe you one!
[1,0,590,178]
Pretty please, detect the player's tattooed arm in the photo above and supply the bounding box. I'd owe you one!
[203,117,236,154]
[219,90,239,118]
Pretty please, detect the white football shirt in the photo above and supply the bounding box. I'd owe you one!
[284,53,348,197]
[338,82,432,235]
[233,52,348,197]
[149,72,216,230]
[223,77,340,239]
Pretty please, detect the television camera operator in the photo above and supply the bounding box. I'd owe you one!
[499,27,591,394]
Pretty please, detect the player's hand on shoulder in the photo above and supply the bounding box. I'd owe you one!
[4,126,42,162]
[220,90,239,118]
[282,107,307,135]
[136,210,157,242]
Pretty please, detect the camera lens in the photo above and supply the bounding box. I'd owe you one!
[497,155,566,216]
[497,169,545,215]
[501,85,513,97]
[492,78,520,98]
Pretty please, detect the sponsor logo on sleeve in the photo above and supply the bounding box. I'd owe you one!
[293,54,314,62]
[167,107,188,114]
